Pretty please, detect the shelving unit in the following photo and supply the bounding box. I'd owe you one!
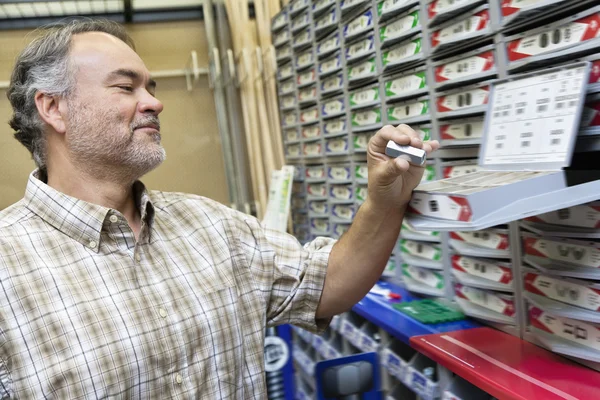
[273,0,600,398]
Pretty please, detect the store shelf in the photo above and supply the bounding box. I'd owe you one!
[410,327,600,400]
[352,281,479,345]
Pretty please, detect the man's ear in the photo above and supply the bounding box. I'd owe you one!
[34,92,67,134]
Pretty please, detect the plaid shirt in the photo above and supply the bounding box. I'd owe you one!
[0,171,334,399]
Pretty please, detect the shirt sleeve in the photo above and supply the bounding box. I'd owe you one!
[235,214,336,333]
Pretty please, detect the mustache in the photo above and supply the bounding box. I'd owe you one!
[130,116,161,132]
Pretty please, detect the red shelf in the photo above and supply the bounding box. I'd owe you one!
[410,327,600,400]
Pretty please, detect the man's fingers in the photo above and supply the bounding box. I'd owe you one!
[371,124,418,150]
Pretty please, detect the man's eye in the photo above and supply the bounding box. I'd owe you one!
[118,86,133,92]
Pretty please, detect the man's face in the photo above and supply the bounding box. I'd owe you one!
[64,32,165,179]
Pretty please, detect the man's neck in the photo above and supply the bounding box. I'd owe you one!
[46,165,143,240]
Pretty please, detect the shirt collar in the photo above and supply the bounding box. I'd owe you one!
[23,170,155,252]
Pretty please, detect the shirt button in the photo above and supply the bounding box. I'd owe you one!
[89,240,97,249]
[175,373,183,384]
[135,253,141,262]
[109,215,119,223]
[159,308,167,318]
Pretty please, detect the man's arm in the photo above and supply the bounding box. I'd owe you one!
[316,124,439,319]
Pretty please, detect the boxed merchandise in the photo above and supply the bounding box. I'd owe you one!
[354,163,368,183]
[449,228,510,257]
[304,165,326,181]
[421,164,436,183]
[328,164,353,183]
[331,203,357,221]
[434,46,496,90]
[431,5,491,54]
[315,7,338,37]
[323,117,348,136]
[280,94,297,110]
[332,222,352,239]
[282,110,299,127]
[310,217,330,235]
[353,132,372,152]
[271,9,288,32]
[289,0,310,15]
[524,202,600,229]
[341,0,370,14]
[296,49,315,70]
[381,35,424,72]
[313,0,336,15]
[401,220,440,242]
[399,239,443,270]
[501,0,570,27]
[325,135,352,155]
[318,52,343,76]
[292,27,313,49]
[356,184,368,204]
[379,6,420,48]
[351,107,383,130]
[300,107,319,124]
[308,200,329,216]
[387,97,430,125]
[436,81,489,117]
[402,264,445,294]
[291,11,310,33]
[321,96,347,119]
[344,8,375,41]
[277,63,294,81]
[307,182,328,199]
[439,118,484,142]
[285,143,302,159]
[303,140,323,158]
[428,0,486,27]
[349,84,381,109]
[452,254,513,289]
[442,160,480,179]
[278,79,295,95]
[301,124,322,140]
[525,271,600,313]
[345,34,376,63]
[276,45,293,64]
[330,184,355,202]
[298,85,317,105]
[320,72,345,96]
[384,68,428,102]
[455,283,516,323]
[317,32,341,59]
[297,68,317,87]
[377,0,419,21]
[348,57,379,84]
[413,125,432,141]
[284,128,301,143]
[274,29,291,47]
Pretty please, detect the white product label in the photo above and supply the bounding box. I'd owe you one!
[390,101,427,120]
[302,125,320,138]
[279,65,293,79]
[347,37,373,59]
[451,230,508,250]
[387,73,426,95]
[349,59,376,80]
[436,52,493,81]
[452,255,512,284]
[526,273,600,311]
[280,81,294,93]
[326,137,349,153]
[285,129,299,141]
[355,164,368,179]
[320,56,341,74]
[332,204,354,220]
[444,164,481,178]
[324,119,346,134]
[287,144,301,156]
[441,121,484,140]
[386,40,419,63]
[318,35,339,55]
[330,185,353,200]
[400,239,441,261]
[509,19,595,59]
[303,142,322,156]
[346,14,372,37]
[323,99,344,116]
[316,9,336,29]
[299,87,316,102]
[404,264,444,288]
[457,285,515,316]
[322,75,343,91]
[430,0,470,15]
[528,238,600,268]
[309,201,327,214]
[382,13,417,40]
[353,109,380,126]
[438,87,488,112]
[277,46,292,59]
[281,95,296,108]
[298,70,315,85]
[433,13,487,46]
[306,166,326,179]
[297,51,313,67]
[308,183,327,196]
[530,307,600,351]
[301,109,318,122]
[330,166,351,181]
[283,112,297,125]
[352,88,378,105]
[528,204,600,229]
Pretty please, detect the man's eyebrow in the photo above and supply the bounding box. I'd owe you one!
[106,68,156,90]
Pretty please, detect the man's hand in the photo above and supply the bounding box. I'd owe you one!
[366,124,440,212]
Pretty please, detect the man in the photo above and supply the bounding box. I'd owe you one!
[1,19,438,398]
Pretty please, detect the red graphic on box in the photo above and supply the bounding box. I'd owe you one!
[450,196,472,222]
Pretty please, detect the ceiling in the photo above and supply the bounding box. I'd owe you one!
[0,0,233,29]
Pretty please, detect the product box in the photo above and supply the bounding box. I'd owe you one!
[348,57,379,84]
[278,78,295,95]
[325,135,351,155]
[331,203,357,222]
[313,0,336,15]
[354,163,368,183]
[399,239,442,267]
[296,48,315,69]
[344,8,375,41]
[276,45,293,64]
[282,110,299,127]
[285,143,302,159]
[356,184,368,204]
[317,32,341,59]
[328,164,353,183]
[330,184,355,203]
[297,68,317,87]
[345,34,376,63]
[300,107,319,125]
[525,271,600,313]
[402,264,445,295]
[439,118,484,146]
[319,53,343,78]
[436,81,489,118]
[302,124,322,140]
[291,11,310,33]
[271,9,288,32]
[431,5,491,54]
[320,72,345,97]
[523,234,600,275]
[382,256,399,278]
[405,63,594,231]
[386,97,430,125]
[401,220,440,243]
[442,160,480,179]
[384,67,428,102]
[323,117,348,137]
[315,7,338,37]
[307,182,328,199]
[455,283,516,324]
[449,228,510,257]
[332,222,352,239]
[293,165,305,181]
[279,94,297,111]
[452,254,513,290]
[421,164,436,183]
[321,96,347,119]
[290,0,310,16]
[377,0,419,21]
[524,201,600,229]
[501,0,569,28]
[381,35,424,73]
[277,62,294,81]
[349,85,381,109]
[284,127,301,143]
[353,132,372,152]
[293,26,313,50]
[305,165,327,182]
[506,7,600,71]
[351,107,383,131]
[340,0,370,14]
[428,0,486,27]
[310,217,330,235]
[308,200,329,216]
[303,140,323,158]
[298,85,318,106]
[434,46,496,90]
[379,6,420,48]
[274,28,291,47]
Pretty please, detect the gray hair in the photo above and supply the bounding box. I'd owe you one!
[7,18,135,171]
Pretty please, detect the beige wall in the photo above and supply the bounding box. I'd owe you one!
[0,20,229,210]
